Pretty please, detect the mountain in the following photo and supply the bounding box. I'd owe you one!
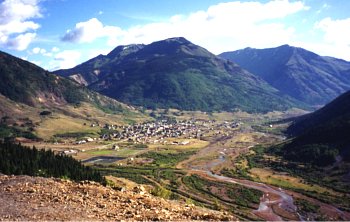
[0,51,146,140]
[56,44,145,86]
[278,91,350,166]
[55,37,304,113]
[0,50,122,110]
[1,51,82,106]
[219,45,350,106]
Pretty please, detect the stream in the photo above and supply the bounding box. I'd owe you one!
[180,132,349,221]
[194,169,300,220]
[189,153,301,221]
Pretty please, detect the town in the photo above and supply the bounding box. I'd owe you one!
[74,119,243,146]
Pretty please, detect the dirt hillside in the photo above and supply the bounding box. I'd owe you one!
[0,174,235,221]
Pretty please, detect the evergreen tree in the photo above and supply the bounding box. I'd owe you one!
[0,141,106,184]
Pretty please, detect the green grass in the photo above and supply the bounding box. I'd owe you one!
[0,124,38,140]
[99,166,156,185]
[116,149,144,157]
[54,131,96,138]
[232,144,350,210]
[85,147,144,157]
[139,150,196,167]
[182,174,263,208]
[86,149,116,156]
[295,199,320,214]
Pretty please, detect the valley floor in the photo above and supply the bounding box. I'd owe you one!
[8,109,350,221]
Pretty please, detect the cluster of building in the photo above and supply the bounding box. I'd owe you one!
[74,119,243,145]
[112,120,204,144]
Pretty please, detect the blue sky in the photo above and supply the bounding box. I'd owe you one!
[1,0,350,70]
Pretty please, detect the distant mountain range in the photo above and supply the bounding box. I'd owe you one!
[55,37,303,113]
[220,45,350,106]
[4,37,350,114]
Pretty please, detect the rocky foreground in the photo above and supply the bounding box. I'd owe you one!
[0,174,235,221]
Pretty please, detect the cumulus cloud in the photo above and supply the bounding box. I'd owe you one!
[125,0,308,53]
[54,50,81,69]
[32,46,58,57]
[0,0,41,50]
[5,32,36,51]
[315,17,350,46]
[32,47,43,54]
[51,47,60,52]
[313,17,350,61]
[61,18,123,44]
[61,0,308,54]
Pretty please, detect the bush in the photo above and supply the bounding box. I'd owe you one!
[39,110,52,116]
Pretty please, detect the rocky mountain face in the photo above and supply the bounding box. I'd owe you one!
[220,45,350,106]
[0,174,234,221]
[55,37,303,113]
[56,44,145,86]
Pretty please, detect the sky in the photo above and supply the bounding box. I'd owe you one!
[1,0,350,70]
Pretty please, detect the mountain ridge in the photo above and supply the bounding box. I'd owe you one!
[0,50,133,112]
[55,37,304,113]
[0,50,147,140]
[219,45,350,106]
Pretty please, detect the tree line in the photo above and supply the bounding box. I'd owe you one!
[0,141,105,184]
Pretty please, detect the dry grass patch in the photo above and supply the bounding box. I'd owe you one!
[63,102,148,125]
[250,168,339,195]
[35,114,100,140]
[223,132,262,148]
[149,139,209,150]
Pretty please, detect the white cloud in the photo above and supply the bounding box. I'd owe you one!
[54,50,81,69]
[62,18,123,44]
[6,32,36,50]
[51,46,60,52]
[88,48,111,58]
[61,0,308,54]
[313,17,350,61]
[0,0,41,50]
[32,46,54,57]
[315,17,350,46]
[30,60,41,66]
[32,46,41,54]
[317,3,330,14]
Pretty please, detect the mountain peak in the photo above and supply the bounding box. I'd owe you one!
[151,37,192,47]
[164,37,190,44]
[278,44,291,48]
[107,44,144,59]
[136,37,213,58]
